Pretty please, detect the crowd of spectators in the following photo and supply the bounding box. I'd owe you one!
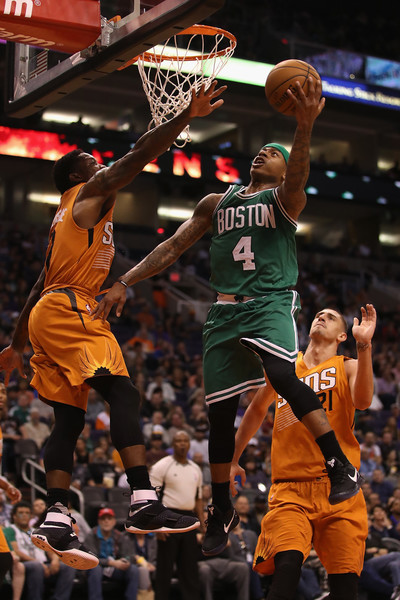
[1,216,400,599]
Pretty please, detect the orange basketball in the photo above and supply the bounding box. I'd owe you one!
[265,59,321,116]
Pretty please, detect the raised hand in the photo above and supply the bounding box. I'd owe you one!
[188,81,227,118]
[352,303,377,344]
[288,77,325,126]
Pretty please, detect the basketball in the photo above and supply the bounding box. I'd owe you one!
[265,59,321,116]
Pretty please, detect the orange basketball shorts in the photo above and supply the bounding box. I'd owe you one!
[28,288,129,411]
[0,527,10,553]
[253,478,367,576]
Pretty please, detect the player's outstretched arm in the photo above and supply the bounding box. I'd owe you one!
[230,383,275,496]
[92,193,220,321]
[346,303,377,410]
[279,77,325,221]
[85,82,226,196]
[0,267,45,384]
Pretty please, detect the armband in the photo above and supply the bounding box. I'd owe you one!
[118,280,128,288]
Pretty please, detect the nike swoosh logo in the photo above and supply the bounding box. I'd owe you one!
[348,470,358,482]
[223,513,236,534]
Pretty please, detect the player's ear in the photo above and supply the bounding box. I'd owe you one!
[338,332,347,344]
[69,171,84,184]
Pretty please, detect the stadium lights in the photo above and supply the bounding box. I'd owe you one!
[28,193,60,205]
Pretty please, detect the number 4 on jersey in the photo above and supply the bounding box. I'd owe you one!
[232,236,256,270]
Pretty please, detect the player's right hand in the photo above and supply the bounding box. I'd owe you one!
[0,345,26,385]
[92,282,127,322]
[230,462,246,497]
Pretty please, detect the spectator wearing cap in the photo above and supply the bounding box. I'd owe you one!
[145,426,169,469]
[189,423,209,462]
[84,507,140,600]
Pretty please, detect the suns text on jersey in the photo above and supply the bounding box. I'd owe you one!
[277,366,337,409]
[216,203,276,234]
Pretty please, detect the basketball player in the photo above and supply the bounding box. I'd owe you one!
[230,304,376,600]
[0,382,22,587]
[91,77,362,557]
[0,82,226,570]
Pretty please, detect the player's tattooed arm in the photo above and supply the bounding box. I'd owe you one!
[92,193,221,321]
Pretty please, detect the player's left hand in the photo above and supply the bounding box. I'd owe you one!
[352,303,377,344]
[92,282,127,321]
[230,462,246,497]
[188,81,227,118]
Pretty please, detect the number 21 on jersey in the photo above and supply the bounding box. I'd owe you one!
[232,236,255,270]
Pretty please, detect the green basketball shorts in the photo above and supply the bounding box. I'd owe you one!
[203,290,301,404]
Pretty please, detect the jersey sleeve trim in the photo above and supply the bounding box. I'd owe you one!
[273,188,298,229]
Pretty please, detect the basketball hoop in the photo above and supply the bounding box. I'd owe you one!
[120,24,236,148]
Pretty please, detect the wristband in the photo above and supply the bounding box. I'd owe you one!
[118,280,128,288]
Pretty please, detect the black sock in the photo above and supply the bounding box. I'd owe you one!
[47,488,70,509]
[211,481,231,513]
[316,431,349,464]
[126,465,152,491]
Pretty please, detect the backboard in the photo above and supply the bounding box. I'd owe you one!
[3,0,226,117]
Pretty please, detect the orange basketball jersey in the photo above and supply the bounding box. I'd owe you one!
[43,183,115,298]
[270,353,360,481]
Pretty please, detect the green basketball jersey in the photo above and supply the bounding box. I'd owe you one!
[209,184,298,296]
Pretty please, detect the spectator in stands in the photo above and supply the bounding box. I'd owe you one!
[229,522,265,600]
[233,493,261,536]
[141,388,169,422]
[189,423,209,462]
[241,458,270,493]
[166,407,194,443]
[247,494,268,537]
[360,446,380,480]
[370,468,395,506]
[388,498,400,541]
[191,452,211,486]
[84,507,140,600]
[2,501,76,600]
[145,428,169,469]
[74,437,90,465]
[380,429,399,463]
[360,431,382,465]
[376,365,398,409]
[145,369,176,405]
[123,532,157,600]
[29,498,47,528]
[8,392,31,428]
[20,407,51,450]
[360,513,400,599]
[85,389,105,425]
[198,523,250,600]
[142,412,169,447]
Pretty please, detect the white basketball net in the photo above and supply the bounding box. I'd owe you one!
[136,25,236,148]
